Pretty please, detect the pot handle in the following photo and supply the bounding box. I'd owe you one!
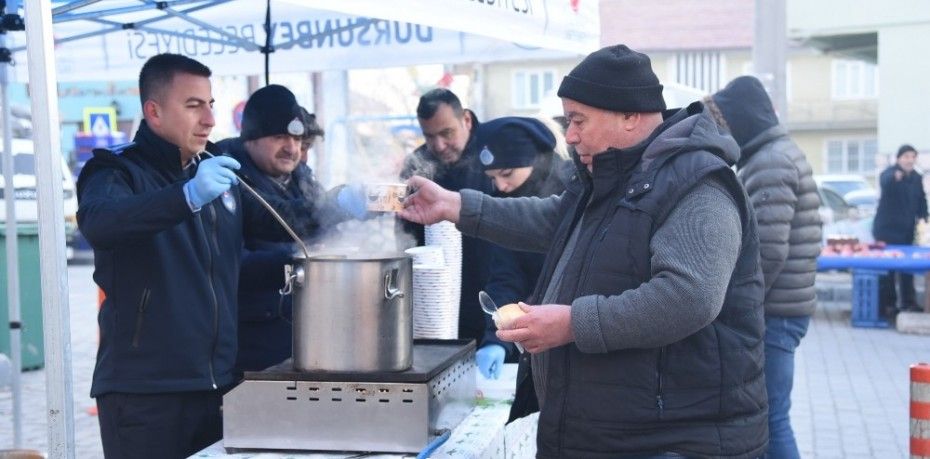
[384,268,405,301]
[280,265,304,296]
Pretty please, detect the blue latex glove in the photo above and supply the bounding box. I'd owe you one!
[476,344,506,379]
[185,156,241,209]
[337,184,368,219]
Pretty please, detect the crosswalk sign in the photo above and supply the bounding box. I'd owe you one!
[83,107,118,136]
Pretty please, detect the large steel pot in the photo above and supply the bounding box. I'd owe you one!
[285,252,413,372]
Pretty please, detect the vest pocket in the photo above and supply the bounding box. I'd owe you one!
[131,288,151,348]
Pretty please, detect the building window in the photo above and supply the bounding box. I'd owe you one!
[670,51,726,93]
[512,69,556,109]
[832,59,878,100]
[825,138,878,174]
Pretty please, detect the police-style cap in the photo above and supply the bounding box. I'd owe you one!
[476,117,556,170]
[240,84,305,141]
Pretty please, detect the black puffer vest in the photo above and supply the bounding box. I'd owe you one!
[532,105,767,458]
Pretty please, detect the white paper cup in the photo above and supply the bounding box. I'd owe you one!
[405,246,446,266]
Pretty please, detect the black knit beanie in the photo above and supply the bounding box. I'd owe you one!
[241,84,305,141]
[557,44,666,113]
[476,117,556,170]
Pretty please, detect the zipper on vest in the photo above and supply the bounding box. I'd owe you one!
[599,204,623,241]
[208,204,219,390]
[656,346,666,419]
[197,205,220,391]
[131,288,151,348]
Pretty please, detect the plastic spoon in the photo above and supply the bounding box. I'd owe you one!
[478,290,524,353]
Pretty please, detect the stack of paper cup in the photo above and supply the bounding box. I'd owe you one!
[424,221,462,319]
[404,246,445,266]
[411,263,457,339]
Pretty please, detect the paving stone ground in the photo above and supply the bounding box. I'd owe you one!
[1,267,928,458]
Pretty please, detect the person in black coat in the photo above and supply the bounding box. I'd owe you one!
[473,116,571,422]
[216,85,365,375]
[873,144,929,315]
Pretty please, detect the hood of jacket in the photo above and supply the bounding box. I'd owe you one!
[707,75,780,151]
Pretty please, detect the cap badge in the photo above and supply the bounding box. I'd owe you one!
[221,190,237,214]
[287,117,305,136]
[479,146,494,166]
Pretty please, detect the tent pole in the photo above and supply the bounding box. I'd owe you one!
[263,0,271,85]
[23,1,75,457]
[0,28,24,451]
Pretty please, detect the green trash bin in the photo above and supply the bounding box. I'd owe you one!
[0,223,44,370]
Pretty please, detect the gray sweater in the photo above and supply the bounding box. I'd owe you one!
[459,176,742,405]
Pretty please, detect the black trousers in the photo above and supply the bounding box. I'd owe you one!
[879,271,918,312]
[97,390,223,459]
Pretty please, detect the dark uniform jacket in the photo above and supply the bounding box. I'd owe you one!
[78,121,285,396]
[482,154,572,423]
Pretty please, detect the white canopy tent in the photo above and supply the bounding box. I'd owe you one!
[13,0,598,80]
[17,1,599,456]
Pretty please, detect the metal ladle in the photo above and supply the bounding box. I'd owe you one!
[199,151,311,259]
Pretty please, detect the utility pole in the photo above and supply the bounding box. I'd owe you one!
[753,0,789,122]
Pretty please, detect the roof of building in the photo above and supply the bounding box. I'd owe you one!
[599,0,754,51]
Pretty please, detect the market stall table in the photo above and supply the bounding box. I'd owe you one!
[817,244,930,327]
[190,364,537,458]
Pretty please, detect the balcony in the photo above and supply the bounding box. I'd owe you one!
[786,99,878,131]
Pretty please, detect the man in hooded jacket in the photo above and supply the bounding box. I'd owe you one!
[706,75,823,459]
[400,44,767,458]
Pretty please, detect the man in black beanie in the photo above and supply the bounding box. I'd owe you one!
[399,44,767,458]
[217,84,365,375]
[874,144,928,315]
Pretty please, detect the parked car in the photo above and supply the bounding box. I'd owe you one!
[814,174,875,198]
[843,189,879,218]
[818,186,853,225]
[815,173,879,219]
[818,184,874,243]
[0,138,78,259]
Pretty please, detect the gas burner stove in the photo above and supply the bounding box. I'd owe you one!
[223,339,476,454]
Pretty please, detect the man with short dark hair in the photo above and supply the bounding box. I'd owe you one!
[216,84,362,374]
[79,53,244,458]
[400,88,495,350]
[874,144,928,315]
[77,54,322,458]
[401,45,767,458]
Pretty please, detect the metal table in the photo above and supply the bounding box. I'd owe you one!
[818,244,930,327]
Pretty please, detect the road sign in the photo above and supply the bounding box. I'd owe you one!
[82,107,118,136]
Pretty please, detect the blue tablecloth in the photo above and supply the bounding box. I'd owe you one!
[817,245,930,273]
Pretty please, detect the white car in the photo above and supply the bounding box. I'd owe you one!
[814,174,875,199]
[0,138,78,258]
